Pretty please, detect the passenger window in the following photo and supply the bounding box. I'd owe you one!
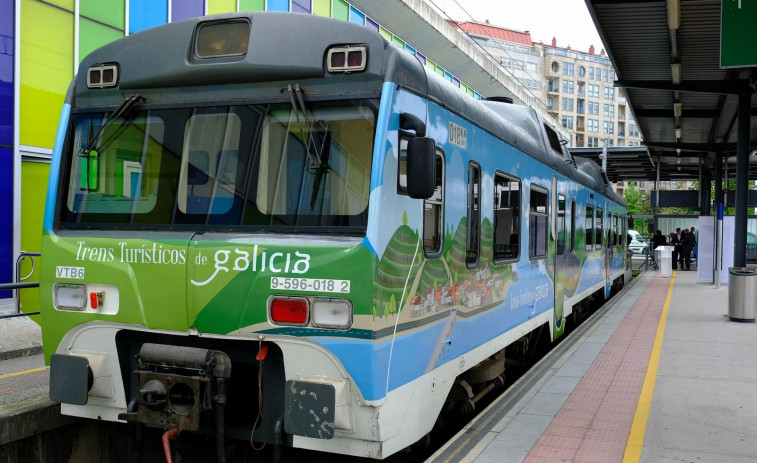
[423,151,445,257]
[557,194,566,255]
[585,205,594,250]
[466,162,481,267]
[529,186,548,258]
[571,199,576,252]
[493,172,521,262]
[595,207,603,250]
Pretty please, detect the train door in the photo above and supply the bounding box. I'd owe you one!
[551,176,567,339]
[604,204,612,297]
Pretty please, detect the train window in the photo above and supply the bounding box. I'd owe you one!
[607,210,614,248]
[557,194,566,255]
[257,104,374,221]
[178,111,242,215]
[595,207,603,250]
[571,199,576,251]
[66,112,165,215]
[529,185,548,259]
[466,162,481,267]
[585,205,594,250]
[493,172,521,262]
[613,213,619,246]
[423,150,445,257]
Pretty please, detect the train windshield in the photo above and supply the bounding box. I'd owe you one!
[60,100,376,232]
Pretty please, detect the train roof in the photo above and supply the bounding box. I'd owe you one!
[73,11,624,207]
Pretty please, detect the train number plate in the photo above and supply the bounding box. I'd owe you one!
[270,277,350,293]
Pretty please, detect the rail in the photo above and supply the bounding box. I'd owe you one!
[0,252,41,319]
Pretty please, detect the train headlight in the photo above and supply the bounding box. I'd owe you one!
[87,64,118,89]
[327,46,367,73]
[195,20,250,58]
[53,283,87,311]
[312,298,352,329]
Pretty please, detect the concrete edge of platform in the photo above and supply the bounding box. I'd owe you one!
[0,346,44,362]
[426,272,651,463]
[0,397,78,446]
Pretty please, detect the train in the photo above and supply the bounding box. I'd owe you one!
[40,11,628,461]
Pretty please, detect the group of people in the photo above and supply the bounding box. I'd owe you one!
[651,227,697,271]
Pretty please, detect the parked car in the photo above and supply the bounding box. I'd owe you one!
[628,230,648,254]
[747,232,757,262]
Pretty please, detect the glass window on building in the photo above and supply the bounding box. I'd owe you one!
[514,60,525,69]
[603,104,614,117]
[551,61,559,73]
[562,80,574,94]
[562,98,574,112]
[501,57,512,67]
[588,119,599,132]
[602,69,609,82]
[527,79,539,89]
[604,87,615,100]
[589,84,600,98]
[563,62,575,76]
[589,102,599,115]
[578,66,586,77]
[562,115,574,129]
[588,136,599,147]
[603,121,614,134]
[526,62,538,72]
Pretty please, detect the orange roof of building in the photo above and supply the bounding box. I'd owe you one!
[448,20,533,47]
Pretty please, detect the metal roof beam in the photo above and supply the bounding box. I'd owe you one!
[633,108,722,118]
[615,79,756,95]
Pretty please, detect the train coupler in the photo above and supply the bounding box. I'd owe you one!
[118,343,231,432]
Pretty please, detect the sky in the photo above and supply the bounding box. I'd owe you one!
[428,0,605,53]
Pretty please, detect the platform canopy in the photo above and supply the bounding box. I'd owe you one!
[583,0,757,182]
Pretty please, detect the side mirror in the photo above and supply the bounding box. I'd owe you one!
[406,137,436,199]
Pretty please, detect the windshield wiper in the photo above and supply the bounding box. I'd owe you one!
[286,84,332,209]
[80,93,144,158]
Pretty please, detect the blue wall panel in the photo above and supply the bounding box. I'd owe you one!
[0,1,13,298]
[129,0,168,34]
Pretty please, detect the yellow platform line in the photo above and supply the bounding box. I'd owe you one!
[623,271,676,462]
[0,366,47,380]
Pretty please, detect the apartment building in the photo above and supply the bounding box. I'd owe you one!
[543,39,642,149]
[450,21,644,150]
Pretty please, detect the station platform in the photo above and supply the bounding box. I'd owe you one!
[429,269,757,463]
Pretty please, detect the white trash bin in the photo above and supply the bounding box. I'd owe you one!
[655,246,673,277]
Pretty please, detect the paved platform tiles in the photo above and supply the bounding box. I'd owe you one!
[430,269,757,463]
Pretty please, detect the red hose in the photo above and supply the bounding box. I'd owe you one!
[162,428,180,463]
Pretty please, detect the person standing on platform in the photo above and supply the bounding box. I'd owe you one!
[651,230,666,267]
[690,226,697,262]
[681,229,694,270]
[671,228,682,270]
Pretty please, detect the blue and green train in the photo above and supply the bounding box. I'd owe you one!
[40,12,628,460]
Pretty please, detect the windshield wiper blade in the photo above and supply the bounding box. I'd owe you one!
[287,84,323,170]
[80,93,144,157]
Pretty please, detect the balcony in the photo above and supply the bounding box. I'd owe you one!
[576,126,585,132]
[618,97,627,105]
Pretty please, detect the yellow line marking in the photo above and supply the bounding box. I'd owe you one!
[623,271,676,462]
[0,366,47,380]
